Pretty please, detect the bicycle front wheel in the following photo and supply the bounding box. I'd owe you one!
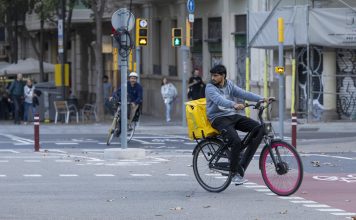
[127,121,137,143]
[106,118,119,146]
[193,139,232,193]
[260,140,303,196]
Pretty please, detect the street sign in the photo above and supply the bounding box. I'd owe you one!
[111,8,135,31]
[57,19,63,53]
[275,66,285,74]
[188,14,194,23]
[187,0,195,13]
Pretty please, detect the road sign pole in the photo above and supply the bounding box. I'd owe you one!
[278,18,284,140]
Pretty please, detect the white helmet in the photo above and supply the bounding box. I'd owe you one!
[129,72,138,78]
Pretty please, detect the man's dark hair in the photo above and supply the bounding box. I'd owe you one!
[103,75,108,80]
[210,64,226,78]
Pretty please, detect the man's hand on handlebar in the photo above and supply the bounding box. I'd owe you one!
[263,97,276,103]
[233,103,246,110]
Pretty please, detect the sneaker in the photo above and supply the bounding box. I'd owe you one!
[231,174,248,185]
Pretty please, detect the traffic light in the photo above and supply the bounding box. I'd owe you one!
[172,28,182,47]
[136,18,148,46]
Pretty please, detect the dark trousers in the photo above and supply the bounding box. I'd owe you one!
[212,114,260,173]
[12,96,22,124]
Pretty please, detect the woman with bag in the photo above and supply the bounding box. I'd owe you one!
[161,77,177,122]
[23,79,37,124]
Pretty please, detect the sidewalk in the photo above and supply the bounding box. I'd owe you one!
[1,114,356,135]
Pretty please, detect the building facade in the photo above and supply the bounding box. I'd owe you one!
[3,0,356,121]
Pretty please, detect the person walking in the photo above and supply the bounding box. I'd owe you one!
[103,75,112,116]
[23,79,37,125]
[161,77,177,122]
[188,68,205,100]
[8,73,24,124]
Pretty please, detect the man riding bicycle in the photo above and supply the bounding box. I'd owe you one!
[110,72,143,128]
[205,64,273,185]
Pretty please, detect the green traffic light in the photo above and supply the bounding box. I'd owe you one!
[174,38,181,46]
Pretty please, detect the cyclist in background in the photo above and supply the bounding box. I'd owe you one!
[110,72,143,128]
[205,64,272,185]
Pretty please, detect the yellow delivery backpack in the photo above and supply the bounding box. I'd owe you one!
[185,98,219,140]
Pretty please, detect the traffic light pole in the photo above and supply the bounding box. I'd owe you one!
[136,46,141,83]
[278,18,285,140]
[180,45,189,127]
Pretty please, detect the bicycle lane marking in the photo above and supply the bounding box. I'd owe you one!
[244,174,356,219]
[296,173,356,216]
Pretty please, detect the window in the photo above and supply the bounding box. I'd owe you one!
[208,17,222,40]
[0,27,5,42]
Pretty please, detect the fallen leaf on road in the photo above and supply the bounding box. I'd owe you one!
[279,210,288,214]
[345,199,351,202]
[203,205,211,208]
[121,196,127,199]
[170,207,183,211]
[44,149,49,153]
[106,199,114,202]
[311,161,320,167]
[155,214,163,217]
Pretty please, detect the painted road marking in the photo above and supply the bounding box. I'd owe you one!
[254,189,271,192]
[317,209,344,212]
[166,174,189,177]
[23,174,42,177]
[130,174,152,177]
[290,200,317,204]
[95,174,115,177]
[304,204,330,208]
[0,160,9,162]
[0,175,6,177]
[55,143,79,145]
[0,149,20,153]
[55,160,72,163]
[24,160,41,162]
[279,196,304,200]
[59,174,78,177]
[331,213,356,216]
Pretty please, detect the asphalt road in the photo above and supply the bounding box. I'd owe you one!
[0,132,355,220]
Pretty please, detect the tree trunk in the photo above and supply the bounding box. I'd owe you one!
[92,0,105,122]
[39,16,44,82]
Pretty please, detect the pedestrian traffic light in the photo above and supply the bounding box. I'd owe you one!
[136,18,148,46]
[172,28,182,47]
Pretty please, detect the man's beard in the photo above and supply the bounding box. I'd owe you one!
[210,80,218,85]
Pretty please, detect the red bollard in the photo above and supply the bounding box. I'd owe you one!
[291,113,297,148]
[34,113,40,152]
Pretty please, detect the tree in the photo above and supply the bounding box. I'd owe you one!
[0,0,28,63]
[82,0,106,121]
[27,0,76,82]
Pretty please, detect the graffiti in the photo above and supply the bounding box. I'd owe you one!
[336,49,356,120]
[235,48,246,88]
[297,47,324,120]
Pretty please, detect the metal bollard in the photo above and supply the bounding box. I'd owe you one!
[34,113,40,152]
[291,113,297,148]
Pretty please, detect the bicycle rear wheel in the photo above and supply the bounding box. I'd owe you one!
[193,139,232,193]
[260,140,303,196]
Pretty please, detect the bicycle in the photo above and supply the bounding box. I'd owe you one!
[192,99,303,196]
[106,101,141,146]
